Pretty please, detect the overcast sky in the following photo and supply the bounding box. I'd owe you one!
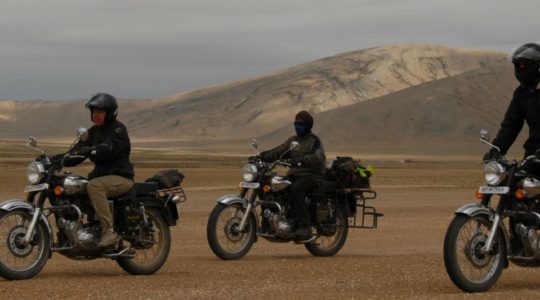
[0,0,537,100]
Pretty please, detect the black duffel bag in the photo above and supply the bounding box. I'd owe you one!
[145,169,185,189]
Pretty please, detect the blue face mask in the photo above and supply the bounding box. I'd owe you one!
[294,122,308,136]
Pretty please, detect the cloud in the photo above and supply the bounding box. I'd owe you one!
[0,0,537,100]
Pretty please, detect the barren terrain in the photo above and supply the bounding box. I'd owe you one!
[0,143,539,299]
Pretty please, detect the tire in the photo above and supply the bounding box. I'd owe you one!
[117,208,171,275]
[443,214,506,292]
[305,205,348,257]
[0,210,51,280]
[207,203,257,260]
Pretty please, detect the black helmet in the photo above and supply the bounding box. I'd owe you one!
[510,43,540,88]
[85,93,118,124]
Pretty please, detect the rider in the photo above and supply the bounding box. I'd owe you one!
[484,43,540,161]
[68,93,134,247]
[258,111,326,241]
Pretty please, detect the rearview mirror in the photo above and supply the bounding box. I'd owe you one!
[77,127,88,141]
[251,138,258,150]
[28,136,37,148]
[480,129,490,142]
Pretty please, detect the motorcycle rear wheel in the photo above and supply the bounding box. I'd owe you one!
[207,203,256,260]
[0,210,50,280]
[305,205,348,257]
[444,214,506,292]
[117,208,171,275]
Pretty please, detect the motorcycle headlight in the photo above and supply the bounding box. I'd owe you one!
[484,161,506,186]
[27,161,45,184]
[242,164,258,182]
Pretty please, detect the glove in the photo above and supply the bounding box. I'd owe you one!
[289,157,303,167]
[79,146,96,156]
[483,148,500,161]
[248,156,259,162]
[51,153,65,163]
[259,151,270,162]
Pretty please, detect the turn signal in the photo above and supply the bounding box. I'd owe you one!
[515,188,526,200]
[262,185,271,193]
[475,191,484,200]
[54,186,64,196]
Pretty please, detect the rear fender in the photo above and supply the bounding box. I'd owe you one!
[0,199,53,249]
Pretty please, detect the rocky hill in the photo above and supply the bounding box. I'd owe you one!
[0,43,515,154]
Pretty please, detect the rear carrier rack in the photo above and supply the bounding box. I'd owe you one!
[157,186,187,204]
[345,188,383,229]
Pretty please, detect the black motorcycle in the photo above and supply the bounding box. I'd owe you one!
[0,128,186,280]
[207,139,382,260]
[444,129,540,292]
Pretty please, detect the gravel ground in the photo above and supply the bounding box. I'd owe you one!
[1,160,540,299]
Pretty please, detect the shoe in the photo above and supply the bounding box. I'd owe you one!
[294,226,313,242]
[98,229,118,247]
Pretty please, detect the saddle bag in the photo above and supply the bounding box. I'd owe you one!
[326,156,372,189]
[145,169,185,189]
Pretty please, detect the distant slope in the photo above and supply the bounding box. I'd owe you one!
[262,62,519,155]
[0,43,512,156]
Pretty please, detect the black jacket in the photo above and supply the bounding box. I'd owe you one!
[68,120,134,180]
[492,86,540,157]
[260,132,326,181]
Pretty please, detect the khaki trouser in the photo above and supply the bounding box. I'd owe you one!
[87,175,134,231]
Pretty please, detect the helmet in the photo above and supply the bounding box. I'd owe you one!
[510,43,540,88]
[85,93,118,124]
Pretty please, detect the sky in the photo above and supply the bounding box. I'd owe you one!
[0,0,537,100]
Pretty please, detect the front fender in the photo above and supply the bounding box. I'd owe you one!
[0,199,53,249]
[217,194,248,206]
[454,202,510,265]
[454,203,493,217]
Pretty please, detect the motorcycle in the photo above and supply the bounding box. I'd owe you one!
[0,128,186,280]
[206,139,383,260]
[444,129,540,292]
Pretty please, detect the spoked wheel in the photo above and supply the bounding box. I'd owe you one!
[305,205,348,257]
[117,208,171,275]
[207,203,256,260]
[444,214,506,292]
[0,210,51,280]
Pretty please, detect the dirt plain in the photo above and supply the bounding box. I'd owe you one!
[0,142,539,299]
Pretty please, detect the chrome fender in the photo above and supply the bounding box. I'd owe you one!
[217,194,248,206]
[454,203,493,217]
[0,199,53,246]
[454,202,510,262]
[216,194,259,238]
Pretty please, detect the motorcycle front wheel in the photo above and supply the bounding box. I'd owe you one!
[305,205,348,257]
[0,210,51,280]
[117,208,171,275]
[207,203,256,260]
[443,214,506,293]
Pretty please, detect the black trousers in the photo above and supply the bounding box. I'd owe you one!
[289,176,319,227]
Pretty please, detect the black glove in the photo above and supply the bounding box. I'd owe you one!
[79,146,96,156]
[248,156,259,162]
[289,157,303,167]
[483,148,500,161]
[259,151,270,162]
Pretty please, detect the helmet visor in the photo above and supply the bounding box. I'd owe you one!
[509,43,540,62]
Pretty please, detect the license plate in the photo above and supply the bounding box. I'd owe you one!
[239,182,260,189]
[24,183,49,193]
[478,186,510,194]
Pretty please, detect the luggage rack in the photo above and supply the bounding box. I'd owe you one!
[157,186,187,203]
[344,188,383,229]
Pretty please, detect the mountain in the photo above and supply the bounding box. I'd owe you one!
[0,43,514,154]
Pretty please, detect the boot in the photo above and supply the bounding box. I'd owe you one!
[98,229,118,247]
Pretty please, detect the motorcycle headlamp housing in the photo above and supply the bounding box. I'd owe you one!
[27,161,45,184]
[483,161,506,186]
[242,164,258,182]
